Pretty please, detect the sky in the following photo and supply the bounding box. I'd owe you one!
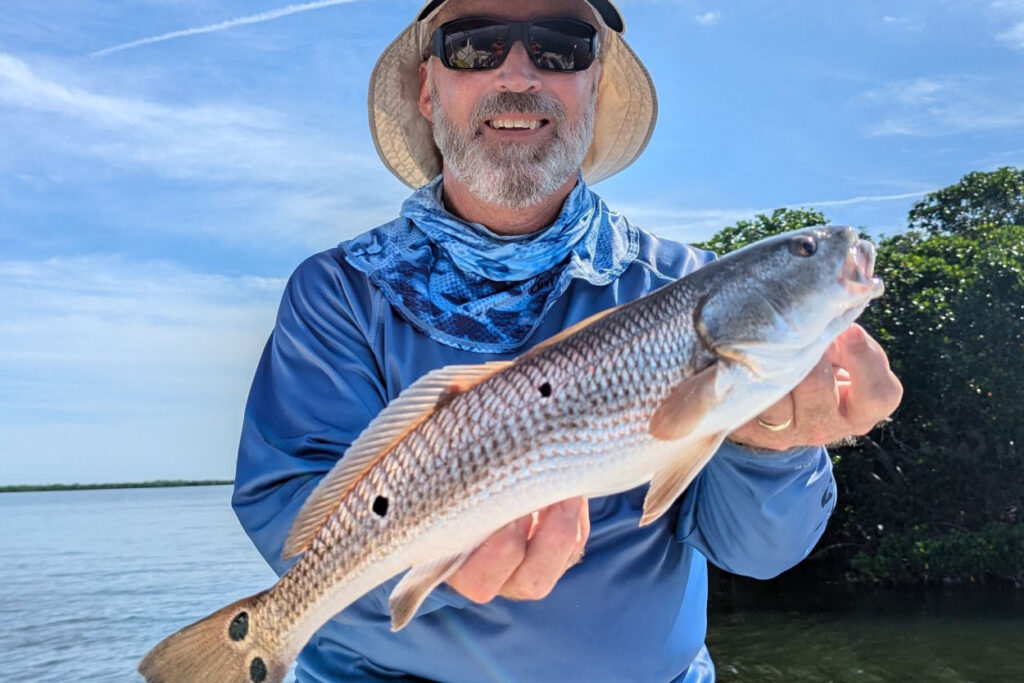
[1,0,1022,485]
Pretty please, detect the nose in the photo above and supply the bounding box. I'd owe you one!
[493,41,541,93]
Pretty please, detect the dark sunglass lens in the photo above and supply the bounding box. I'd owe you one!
[442,20,511,69]
[529,20,596,71]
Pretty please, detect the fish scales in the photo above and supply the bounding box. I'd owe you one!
[341,290,673,653]
[272,280,701,629]
[139,227,883,683]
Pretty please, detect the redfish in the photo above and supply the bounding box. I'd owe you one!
[140,226,882,682]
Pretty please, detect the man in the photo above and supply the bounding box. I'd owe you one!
[232,0,903,680]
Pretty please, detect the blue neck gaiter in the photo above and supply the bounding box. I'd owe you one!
[341,175,639,353]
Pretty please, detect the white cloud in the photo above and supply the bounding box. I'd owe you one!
[694,12,720,26]
[864,77,949,106]
[613,204,756,242]
[996,21,1024,47]
[990,0,1024,13]
[614,189,932,242]
[0,256,282,404]
[0,256,284,481]
[91,0,369,58]
[984,1,1024,47]
[881,15,923,31]
[860,76,1024,137]
[0,52,375,185]
[0,51,404,249]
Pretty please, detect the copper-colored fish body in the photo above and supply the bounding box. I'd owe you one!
[139,227,883,683]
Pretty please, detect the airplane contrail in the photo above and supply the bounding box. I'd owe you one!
[91,0,365,58]
[791,190,935,208]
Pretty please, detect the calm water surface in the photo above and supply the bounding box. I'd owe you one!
[1,486,1021,682]
[0,486,276,682]
[708,583,1024,682]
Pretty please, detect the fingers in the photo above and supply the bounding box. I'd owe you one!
[447,516,531,603]
[790,352,842,445]
[728,325,902,451]
[835,324,903,434]
[446,498,590,604]
[567,497,590,570]
[503,498,588,600]
[754,389,794,429]
[729,392,794,450]
[730,352,840,450]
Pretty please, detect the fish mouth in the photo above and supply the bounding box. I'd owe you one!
[841,239,884,299]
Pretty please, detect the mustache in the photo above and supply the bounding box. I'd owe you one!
[471,92,567,128]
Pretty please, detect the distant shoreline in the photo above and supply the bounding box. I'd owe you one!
[0,480,233,493]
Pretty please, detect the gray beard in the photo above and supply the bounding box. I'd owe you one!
[429,79,596,209]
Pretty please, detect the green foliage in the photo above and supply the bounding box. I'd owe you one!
[704,168,1024,587]
[819,170,1024,587]
[694,207,828,254]
[908,166,1024,236]
[848,523,1024,587]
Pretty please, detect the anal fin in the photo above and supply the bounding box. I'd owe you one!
[640,432,726,526]
[388,552,471,631]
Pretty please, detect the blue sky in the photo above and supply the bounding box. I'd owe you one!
[2,0,1022,484]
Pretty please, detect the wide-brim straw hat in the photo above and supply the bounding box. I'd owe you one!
[369,0,658,188]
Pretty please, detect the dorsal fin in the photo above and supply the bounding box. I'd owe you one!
[281,360,513,559]
[520,305,620,360]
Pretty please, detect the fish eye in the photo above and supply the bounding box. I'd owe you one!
[789,235,818,258]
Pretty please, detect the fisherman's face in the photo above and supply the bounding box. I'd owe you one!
[418,0,602,208]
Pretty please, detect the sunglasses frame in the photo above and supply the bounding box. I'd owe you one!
[429,17,600,73]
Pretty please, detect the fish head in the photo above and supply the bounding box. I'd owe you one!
[695,226,883,383]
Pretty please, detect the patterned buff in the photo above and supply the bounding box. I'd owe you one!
[341,175,639,353]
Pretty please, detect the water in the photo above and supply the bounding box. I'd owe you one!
[708,584,1024,682]
[2,487,1021,682]
[0,486,276,682]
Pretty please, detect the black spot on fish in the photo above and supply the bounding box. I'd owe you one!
[228,612,248,641]
[250,657,267,682]
[373,496,389,517]
[821,488,834,508]
[539,382,552,398]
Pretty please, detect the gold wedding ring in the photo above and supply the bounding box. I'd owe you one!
[757,416,793,432]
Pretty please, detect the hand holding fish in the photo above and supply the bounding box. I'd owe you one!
[139,227,889,683]
[730,323,903,451]
[446,497,590,602]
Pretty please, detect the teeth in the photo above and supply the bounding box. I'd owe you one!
[490,119,541,130]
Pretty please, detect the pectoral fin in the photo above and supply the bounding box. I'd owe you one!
[640,432,726,526]
[649,362,720,442]
[388,552,472,631]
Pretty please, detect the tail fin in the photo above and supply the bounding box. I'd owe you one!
[139,590,289,683]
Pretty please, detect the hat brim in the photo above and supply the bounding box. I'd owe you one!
[368,20,657,188]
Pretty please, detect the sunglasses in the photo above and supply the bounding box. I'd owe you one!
[429,17,600,73]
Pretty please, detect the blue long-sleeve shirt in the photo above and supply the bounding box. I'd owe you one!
[232,228,836,682]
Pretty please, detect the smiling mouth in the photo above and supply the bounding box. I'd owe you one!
[485,117,550,131]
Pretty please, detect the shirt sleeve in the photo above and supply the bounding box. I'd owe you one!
[674,442,837,579]
[230,252,468,617]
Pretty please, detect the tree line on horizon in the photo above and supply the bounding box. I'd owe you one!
[0,480,234,493]
[699,166,1024,588]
